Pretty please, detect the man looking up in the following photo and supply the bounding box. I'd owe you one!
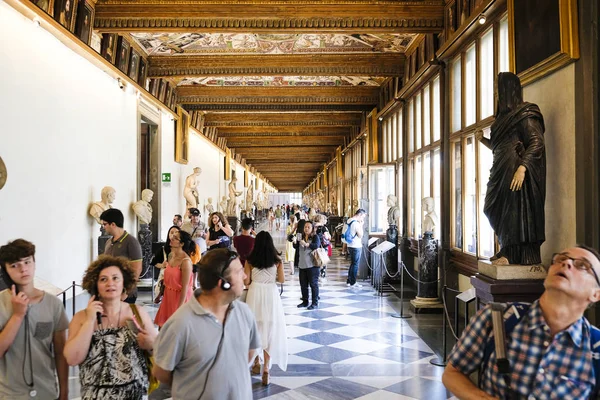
[152,249,260,399]
[0,239,69,399]
[443,245,600,399]
[100,208,143,304]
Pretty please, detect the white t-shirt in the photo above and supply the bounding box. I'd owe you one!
[344,218,363,248]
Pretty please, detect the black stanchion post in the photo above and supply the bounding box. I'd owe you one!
[430,285,448,367]
[391,262,411,319]
[71,281,76,318]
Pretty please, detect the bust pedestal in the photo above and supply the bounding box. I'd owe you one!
[98,227,111,256]
[410,232,443,313]
[385,224,399,280]
[227,216,239,235]
[138,224,152,280]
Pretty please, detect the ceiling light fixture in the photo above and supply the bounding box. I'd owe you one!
[478,14,487,24]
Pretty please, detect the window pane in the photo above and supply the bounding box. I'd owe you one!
[424,85,431,146]
[480,28,494,119]
[423,151,431,198]
[408,100,414,152]
[433,76,441,142]
[499,16,509,73]
[415,93,422,150]
[392,114,397,160]
[478,128,495,258]
[464,136,477,254]
[465,45,476,126]
[415,155,422,237]
[451,57,462,132]
[382,120,388,162]
[410,159,415,236]
[397,109,403,157]
[433,147,441,228]
[453,142,463,248]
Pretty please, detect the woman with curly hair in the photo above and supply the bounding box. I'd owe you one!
[244,231,287,385]
[64,256,157,399]
[206,212,234,251]
[154,230,196,327]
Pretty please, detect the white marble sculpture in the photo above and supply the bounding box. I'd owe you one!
[387,194,401,226]
[132,189,154,225]
[205,197,215,214]
[226,174,243,216]
[246,184,254,211]
[219,195,227,213]
[183,167,202,209]
[89,186,115,224]
[422,196,438,235]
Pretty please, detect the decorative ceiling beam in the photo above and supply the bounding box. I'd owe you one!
[185,104,370,112]
[234,145,336,153]
[217,126,351,136]
[148,54,404,78]
[94,1,444,33]
[204,111,362,125]
[228,140,340,147]
[177,86,379,105]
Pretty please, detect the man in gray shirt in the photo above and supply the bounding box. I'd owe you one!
[153,248,260,400]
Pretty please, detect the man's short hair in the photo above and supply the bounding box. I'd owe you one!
[197,249,238,291]
[241,218,253,231]
[100,208,124,228]
[354,208,367,216]
[0,239,36,288]
[577,244,600,263]
[174,214,183,221]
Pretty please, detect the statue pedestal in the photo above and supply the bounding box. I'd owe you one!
[385,224,399,281]
[227,216,239,235]
[98,227,111,256]
[410,232,442,314]
[471,273,545,306]
[138,224,152,280]
[478,260,547,280]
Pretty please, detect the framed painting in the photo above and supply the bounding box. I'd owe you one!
[138,58,148,87]
[31,0,54,16]
[170,91,177,110]
[509,0,579,85]
[446,1,457,36]
[158,80,167,103]
[175,107,190,164]
[149,79,159,97]
[116,36,131,74]
[165,84,173,107]
[101,33,117,64]
[75,0,93,45]
[54,0,77,31]
[128,49,140,81]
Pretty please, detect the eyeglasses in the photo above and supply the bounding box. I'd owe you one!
[552,252,600,287]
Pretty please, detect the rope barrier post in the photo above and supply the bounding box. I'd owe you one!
[71,281,76,318]
[391,262,411,319]
[372,252,389,297]
[430,285,448,367]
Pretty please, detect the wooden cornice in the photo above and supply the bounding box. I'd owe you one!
[234,145,336,152]
[204,112,362,126]
[228,140,341,147]
[184,104,370,111]
[217,126,351,136]
[177,86,379,105]
[148,54,404,78]
[94,1,444,33]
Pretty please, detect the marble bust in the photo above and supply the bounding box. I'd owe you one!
[183,167,202,209]
[205,197,215,214]
[132,189,153,225]
[89,186,115,224]
[422,197,438,236]
[387,194,401,226]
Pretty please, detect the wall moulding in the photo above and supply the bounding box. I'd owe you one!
[184,104,370,111]
[178,96,379,105]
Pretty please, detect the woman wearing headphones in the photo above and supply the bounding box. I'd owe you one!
[244,232,287,386]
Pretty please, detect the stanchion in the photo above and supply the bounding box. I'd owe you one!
[430,285,448,366]
[391,262,411,319]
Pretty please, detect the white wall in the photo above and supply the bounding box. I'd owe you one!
[523,64,576,264]
[0,3,138,289]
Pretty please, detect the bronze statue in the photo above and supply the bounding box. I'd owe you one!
[477,72,546,265]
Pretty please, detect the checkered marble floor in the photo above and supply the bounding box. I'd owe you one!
[249,221,455,400]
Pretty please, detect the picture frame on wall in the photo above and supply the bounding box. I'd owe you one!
[138,58,148,87]
[101,33,117,64]
[149,79,159,97]
[175,107,190,164]
[74,0,94,45]
[158,80,167,102]
[446,1,457,36]
[509,0,579,85]
[169,91,177,110]
[116,36,131,74]
[128,49,140,81]
[31,0,54,16]
[165,84,173,107]
[54,0,78,31]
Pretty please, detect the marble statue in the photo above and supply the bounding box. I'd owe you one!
[422,197,438,235]
[89,186,115,224]
[246,184,254,212]
[344,199,351,217]
[330,191,338,215]
[477,72,546,265]
[183,167,202,209]
[219,195,227,213]
[132,189,153,225]
[226,174,243,216]
[204,197,215,214]
[387,195,400,226]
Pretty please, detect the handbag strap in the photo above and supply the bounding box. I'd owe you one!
[129,304,145,329]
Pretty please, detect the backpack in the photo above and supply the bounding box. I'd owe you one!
[342,220,356,243]
[481,302,600,396]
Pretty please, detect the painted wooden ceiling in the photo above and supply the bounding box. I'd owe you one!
[93,0,445,191]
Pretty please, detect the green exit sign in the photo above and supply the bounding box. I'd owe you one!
[162,173,171,182]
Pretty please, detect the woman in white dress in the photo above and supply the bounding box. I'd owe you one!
[244,231,287,386]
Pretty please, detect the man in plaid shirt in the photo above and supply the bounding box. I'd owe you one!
[443,245,600,399]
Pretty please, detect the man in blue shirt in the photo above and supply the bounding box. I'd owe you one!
[443,245,600,399]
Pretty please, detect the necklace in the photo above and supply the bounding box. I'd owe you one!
[101,303,122,329]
